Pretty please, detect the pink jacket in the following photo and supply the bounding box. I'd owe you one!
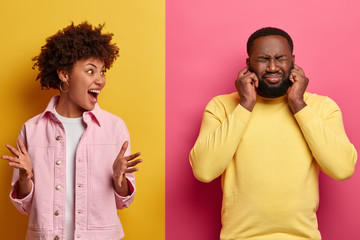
[10,96,136,240]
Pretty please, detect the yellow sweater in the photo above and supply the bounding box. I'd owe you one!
[189,92,357,240]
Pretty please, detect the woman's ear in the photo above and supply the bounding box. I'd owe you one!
[246,58,250,68]
[57,67,69,82]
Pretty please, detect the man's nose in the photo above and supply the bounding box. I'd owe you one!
[267,59,279,72]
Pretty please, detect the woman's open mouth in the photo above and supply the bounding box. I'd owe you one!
[88,89,100,103]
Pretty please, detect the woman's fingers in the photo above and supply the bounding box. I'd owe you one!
[113,142,142,183]
[127,159,143,168]
[17,139,29,155]
[8,161,22,169]
[125,152,141,162]
[5,144,20,157]
[125,168,139,174]
[118,141,129,158]
[1,155,19,163]
[2,141,33,180]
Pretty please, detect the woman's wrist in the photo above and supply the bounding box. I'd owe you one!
[17,178,32,199]
[113,174,131,197]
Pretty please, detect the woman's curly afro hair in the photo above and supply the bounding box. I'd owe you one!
[32,21,119,89]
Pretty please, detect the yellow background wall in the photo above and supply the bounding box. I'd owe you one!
[0,1,164,239]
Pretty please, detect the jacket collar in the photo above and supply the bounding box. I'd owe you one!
[37,96,102,127]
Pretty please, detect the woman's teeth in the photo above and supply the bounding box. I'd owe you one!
[88,89,100,94]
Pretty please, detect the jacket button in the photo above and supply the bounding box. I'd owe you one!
[56,160,61,165]
[55,185,61,190]
[54,210,60,216]
[56,136,61,141]
[54,235,60,240]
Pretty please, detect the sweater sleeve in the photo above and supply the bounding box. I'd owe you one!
[189,98,251,182]
[294,97,357,180]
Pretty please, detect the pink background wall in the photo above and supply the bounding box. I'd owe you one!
[166,0,360,239]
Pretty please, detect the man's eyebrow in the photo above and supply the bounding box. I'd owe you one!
[256,54,286,59]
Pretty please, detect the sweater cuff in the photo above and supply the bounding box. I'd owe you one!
[232,104,251,124]
[294,106,316,127]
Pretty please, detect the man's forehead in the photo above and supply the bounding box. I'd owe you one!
[251,35,291,55]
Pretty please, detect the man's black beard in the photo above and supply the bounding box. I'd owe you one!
[256,77,291,98]
[249,64,293,98]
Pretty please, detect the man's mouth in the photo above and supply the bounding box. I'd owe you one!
[88,89,100,103]
[263,74,283,84]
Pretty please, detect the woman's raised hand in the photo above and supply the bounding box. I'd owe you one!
[2,139,33,181]
[112,141,142,196]
[2,138,33,198]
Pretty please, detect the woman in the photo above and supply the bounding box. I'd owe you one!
[1,22,142,240]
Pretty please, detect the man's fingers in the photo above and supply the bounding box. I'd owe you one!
[118,141,129,158]
[244,72,259,87]
[291,68,301,75]
[289,75,295,83]
[237,67,249,78]
[293,64,305,75]
[293,64,302,71]
[289,70,296,82]
[124,152,141,162]
[250,73,259,88]
[290,68,307,83]
[236,68,258,88]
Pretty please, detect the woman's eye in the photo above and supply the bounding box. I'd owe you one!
[100,70,106,76]
[87,69,93,74]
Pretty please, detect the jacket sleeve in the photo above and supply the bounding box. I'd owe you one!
[9,124,34,215]
[294,97,357,180]
[114,173,136,209]
[189,98,251,183]
[114,123,136,209]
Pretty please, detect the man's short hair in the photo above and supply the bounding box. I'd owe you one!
[247,27,293,56]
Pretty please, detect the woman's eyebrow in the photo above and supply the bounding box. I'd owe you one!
[86,63,98,68]
[86,63,106,70]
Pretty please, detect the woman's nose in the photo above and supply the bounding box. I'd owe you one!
[95,75,105,85]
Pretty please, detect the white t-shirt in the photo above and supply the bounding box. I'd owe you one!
[54,108,85,240]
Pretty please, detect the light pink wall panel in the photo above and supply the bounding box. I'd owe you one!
[166,0,360,239]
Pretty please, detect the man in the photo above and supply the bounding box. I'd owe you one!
[189,27,357,240]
